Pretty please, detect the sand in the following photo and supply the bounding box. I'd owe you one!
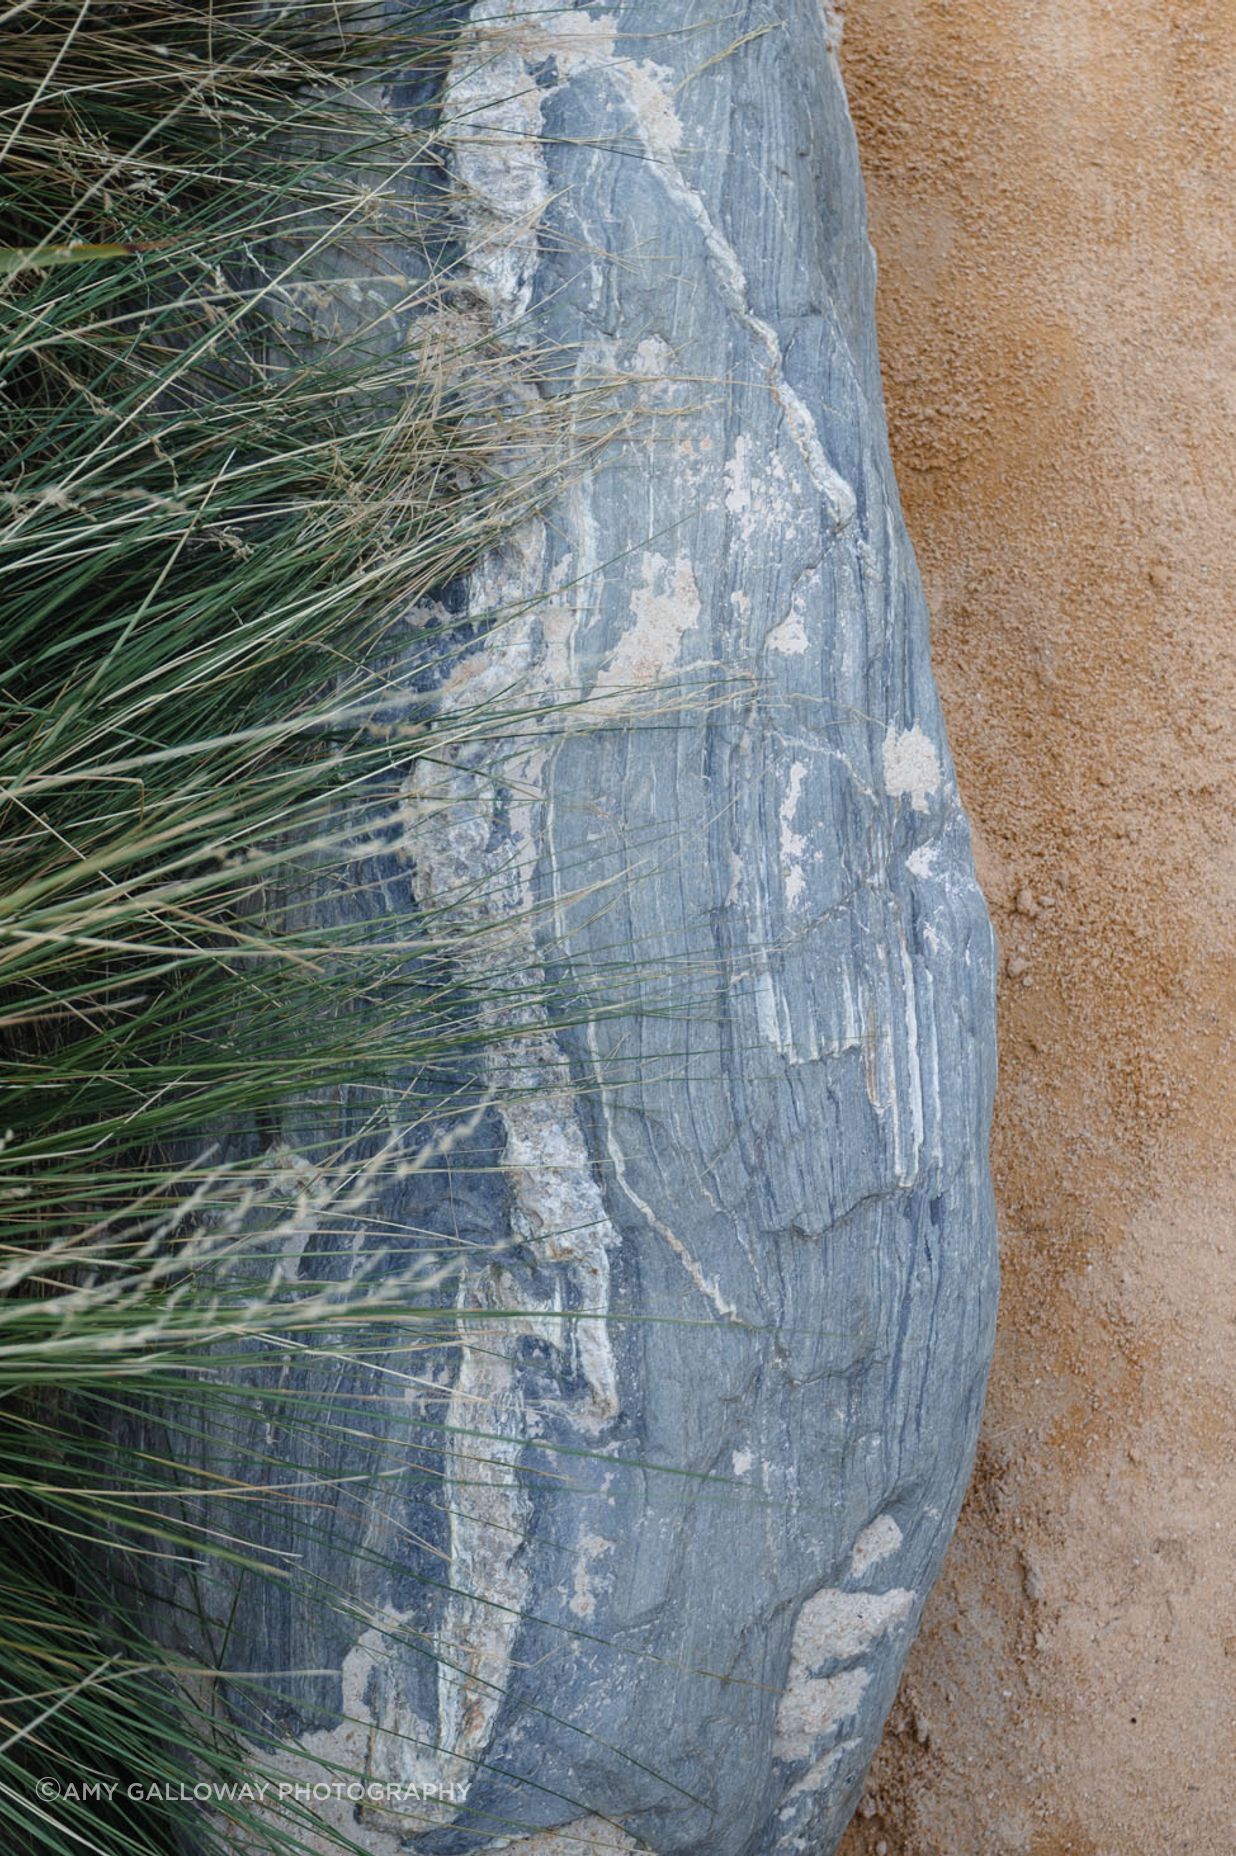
[834,3,1236,1852]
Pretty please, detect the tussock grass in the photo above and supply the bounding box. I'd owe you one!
[0,6,626,1850]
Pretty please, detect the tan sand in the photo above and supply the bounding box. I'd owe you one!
[835,3,1236,1852]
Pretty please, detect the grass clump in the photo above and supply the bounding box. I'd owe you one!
[0,6,598,1849]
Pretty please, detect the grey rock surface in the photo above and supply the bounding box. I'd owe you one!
[131,6,998,1853]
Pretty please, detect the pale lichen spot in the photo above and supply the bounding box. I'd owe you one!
[620,57,684,157]
[882,722,942,813]
[522,8,617,77]
[774,1665,871,1762]
[724,434,755,535]
[849,1513,904,1579]
[792,1585,915,1661]
[765,608,810,655]
[568,1532,614,1620]
[631,333,673,377]
[775,1581,916,1759]
[766,562,823,655]
[601,549,700,688]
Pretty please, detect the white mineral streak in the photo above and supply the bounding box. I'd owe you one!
[917,950,945,1168]
[288,6,630,1807]
[854,905,932,1181]
[462,10,854,531]
[597,1118,739,1320]
[755,961,797,1061]
[897,928,926,1167]
[849,1513,904,1579]
[774,1584,914,1762]
[881,722,942,813]
[442,1,552,321]
[390,589,626,1793]
[864,939,911,1178]
[604,57,857,531]
[779,760,810,909]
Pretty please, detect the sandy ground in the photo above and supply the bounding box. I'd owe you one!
[833,4,1236,1853]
